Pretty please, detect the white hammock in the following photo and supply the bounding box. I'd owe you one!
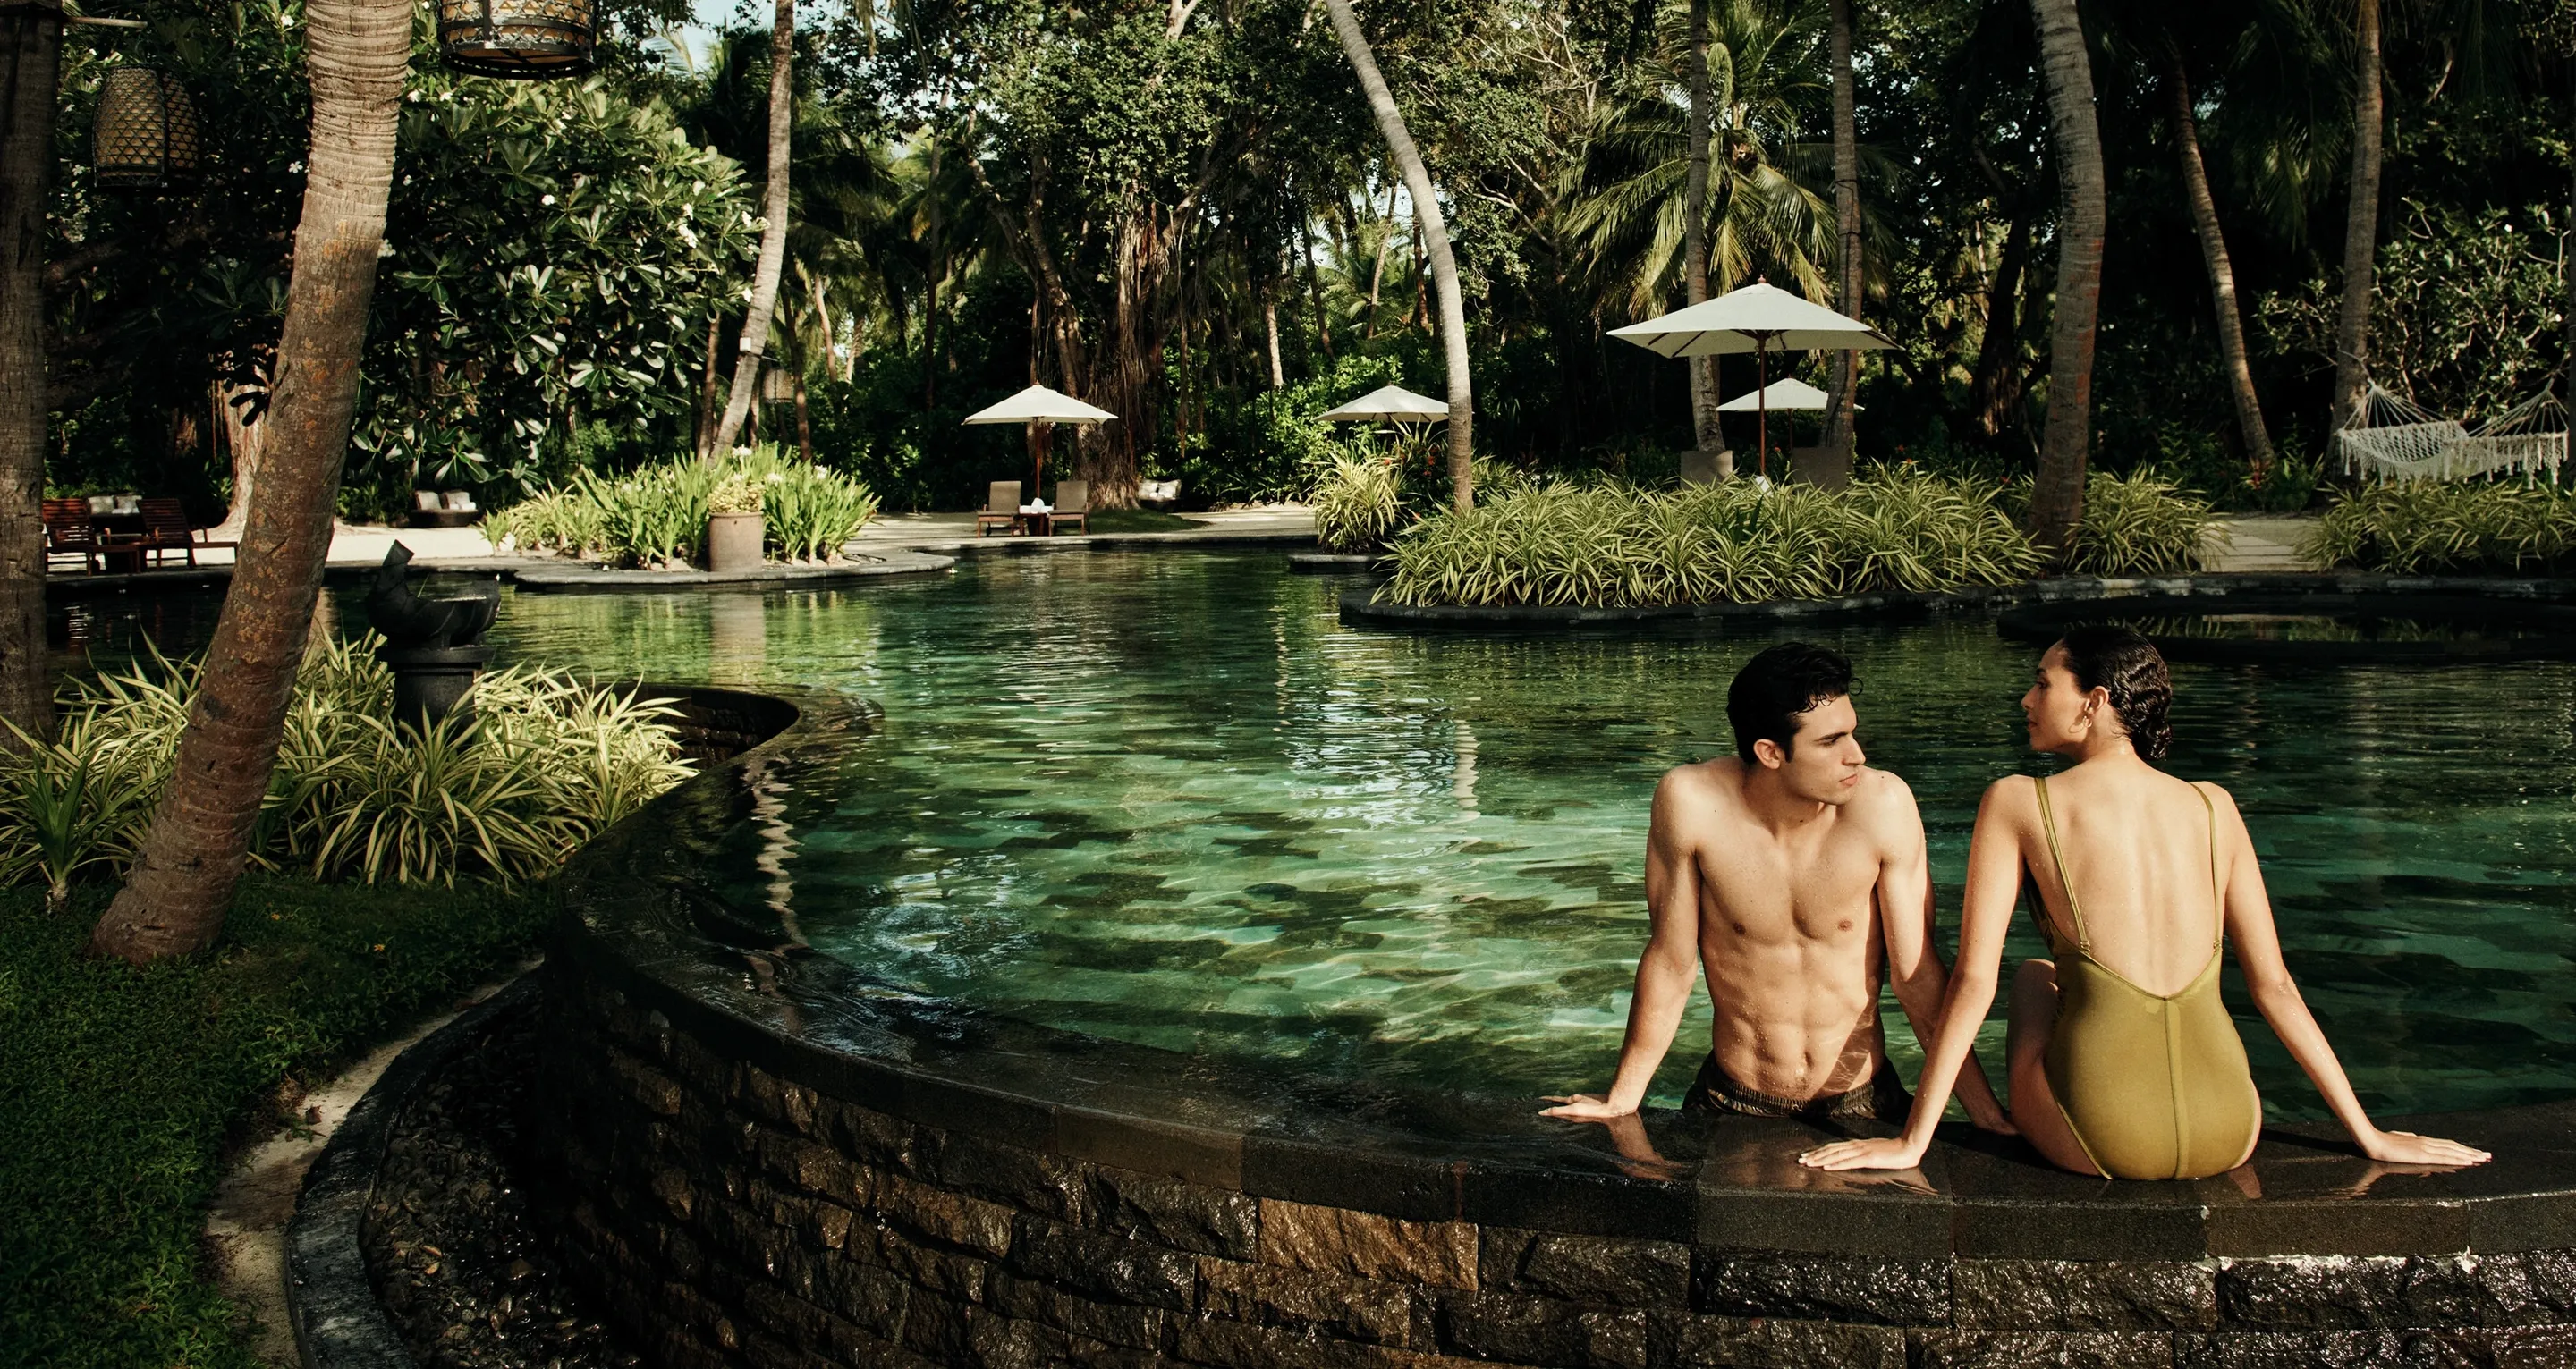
[2335,383,2568,482]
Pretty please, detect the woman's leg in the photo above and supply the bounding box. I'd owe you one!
[2005,959,2101,1177]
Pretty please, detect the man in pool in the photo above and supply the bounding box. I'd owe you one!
[1543,642,2012,1130]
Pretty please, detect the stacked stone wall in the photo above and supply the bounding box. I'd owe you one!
[530,964,2576,1369]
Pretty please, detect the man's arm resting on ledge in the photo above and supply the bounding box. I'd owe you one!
[1545,773,1699,1120]
[1875,782,2013,1133]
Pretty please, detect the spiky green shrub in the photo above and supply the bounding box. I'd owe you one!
[1380,470,2041,608]
[760,457,881,562]
[0,635,695,897]
[2063,470,2221,575]
[1311,455,1403,552]
[2303,479,2576,573]
[489,445,878,568]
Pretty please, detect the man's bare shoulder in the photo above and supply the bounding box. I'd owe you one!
[1842,767,1924,840]
[1653,758,1741,826]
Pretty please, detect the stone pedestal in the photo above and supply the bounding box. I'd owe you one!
[1678,450,1733,486]
[377,643,496,729]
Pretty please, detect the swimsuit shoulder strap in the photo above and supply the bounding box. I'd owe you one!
[2198,782,2222,953]
[2032,775,2090,954]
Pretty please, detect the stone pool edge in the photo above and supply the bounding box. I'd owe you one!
[513,675,2576,1367]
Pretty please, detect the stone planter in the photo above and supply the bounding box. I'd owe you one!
[706,511,765,573]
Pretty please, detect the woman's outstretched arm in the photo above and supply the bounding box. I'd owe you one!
[2206,783,2490,1169]
[1801,777,2029,1170]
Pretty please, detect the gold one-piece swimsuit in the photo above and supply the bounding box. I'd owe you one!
[2034,776,2262,1180]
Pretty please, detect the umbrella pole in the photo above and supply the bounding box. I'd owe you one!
[1756,338,1770,479]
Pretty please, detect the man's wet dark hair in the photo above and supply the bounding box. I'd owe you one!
[2055,623,2174,762]
[1728,643,1854,765]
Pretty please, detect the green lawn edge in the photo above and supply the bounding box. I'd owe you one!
[0,875,556,1369]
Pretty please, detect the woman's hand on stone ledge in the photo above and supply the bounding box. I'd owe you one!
[2356,1127,2491,1169]
[1794,1136,1927,1172]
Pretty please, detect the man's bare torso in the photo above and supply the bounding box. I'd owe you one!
[1665,758,1904,1101]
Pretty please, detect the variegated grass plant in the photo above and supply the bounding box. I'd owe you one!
[2059,470,2223,576]
[2302,478,2576,573]
[0,633,695,899]
[486,444,877,568]
[1380,470,2041,608]
[1311,454,1403,552]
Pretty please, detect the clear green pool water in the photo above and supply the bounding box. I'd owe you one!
[62,554,2576,1117]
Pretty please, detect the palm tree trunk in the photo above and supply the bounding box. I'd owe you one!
[710,0,795,454]
[0,0,62,748]
[89,0,411,963]
[1322,0,1475,511]
[2330,0,2382,433]
[1970,214,2033,439]
[2167,58,2275,480]
[1682,0,1721,461]
[1264,287,1285,388]
[2025,0,2105,557]
[210,382,267,538]
[1823,0,1862,469]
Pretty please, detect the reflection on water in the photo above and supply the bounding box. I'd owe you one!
[85,555,2576,1117]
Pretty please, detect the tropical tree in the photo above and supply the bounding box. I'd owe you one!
[357,72,756,506]
[0,0,59,746]
[2165,51,2275,478]
[1683,0,1721,461]
[91,0,413,962]
[1822,0,1861,463]
[708,0,795,455]
[2330,0,2383,433]
[1322,0,1474,511]
[2024,0,2104,555]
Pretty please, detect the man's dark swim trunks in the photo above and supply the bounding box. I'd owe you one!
[1682,1053,1913,1121]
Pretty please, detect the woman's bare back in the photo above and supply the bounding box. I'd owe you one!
[2021,765,2226,995]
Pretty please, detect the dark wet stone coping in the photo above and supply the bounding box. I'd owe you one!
[1339,572,2576,633]
[1289,551,1384,574]
[2001,590,2576,663]
[554,682,2576,1268]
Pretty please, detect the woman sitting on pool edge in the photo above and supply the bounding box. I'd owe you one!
[1800,625,2489,1179]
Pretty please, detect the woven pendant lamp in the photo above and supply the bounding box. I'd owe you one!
[437,0,595,78]
[760,366,797,403]
[91,66,201,190]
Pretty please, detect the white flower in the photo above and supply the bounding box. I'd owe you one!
[541,193,556,206]
[733,446,753,457]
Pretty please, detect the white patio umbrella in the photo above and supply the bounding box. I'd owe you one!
[1608,282,1892,477]
[1716,377,1832,412]
[962,385,1116,493]
[1319,385,1450,425]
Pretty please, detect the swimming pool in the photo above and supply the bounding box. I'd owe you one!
[65,553,2576,1118]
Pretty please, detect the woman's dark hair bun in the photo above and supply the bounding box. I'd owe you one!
[2056,624,2173,762]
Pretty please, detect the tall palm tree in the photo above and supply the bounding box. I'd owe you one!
[2330,0,2383,432]
[1684,0,1722,461]
[2025,0,2105,556]
[90,0,413,963]
[2166,53,2275,478]
[1321,0,1475,512]
[0,0,61,746]
[1823,0,1861,464]
[708,0,796,455]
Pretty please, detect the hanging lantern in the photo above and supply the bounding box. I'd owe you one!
[91,66,201,191]
[761,366,797,403]
[437,0,595,78]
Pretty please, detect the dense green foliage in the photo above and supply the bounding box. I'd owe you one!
[2021,471,2222,577]
[0,876,553,1369]
[40,0,2576,519]
[1312,455,1406,551]
[0,637,691,895]
[1379,471,2042,607]
[484,446,880,566]
[2304,479,2576,574]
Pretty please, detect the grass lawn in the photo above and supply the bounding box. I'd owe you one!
[0,877,554,1369]
[1081,507,1200,533]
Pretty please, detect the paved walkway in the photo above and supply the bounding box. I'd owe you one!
[2206,516,2315,573]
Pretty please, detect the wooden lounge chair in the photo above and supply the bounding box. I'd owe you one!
[41,498,106,573]
[1052,480,1089,536]
[976,481,1022,537]
[139,498,235,568]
